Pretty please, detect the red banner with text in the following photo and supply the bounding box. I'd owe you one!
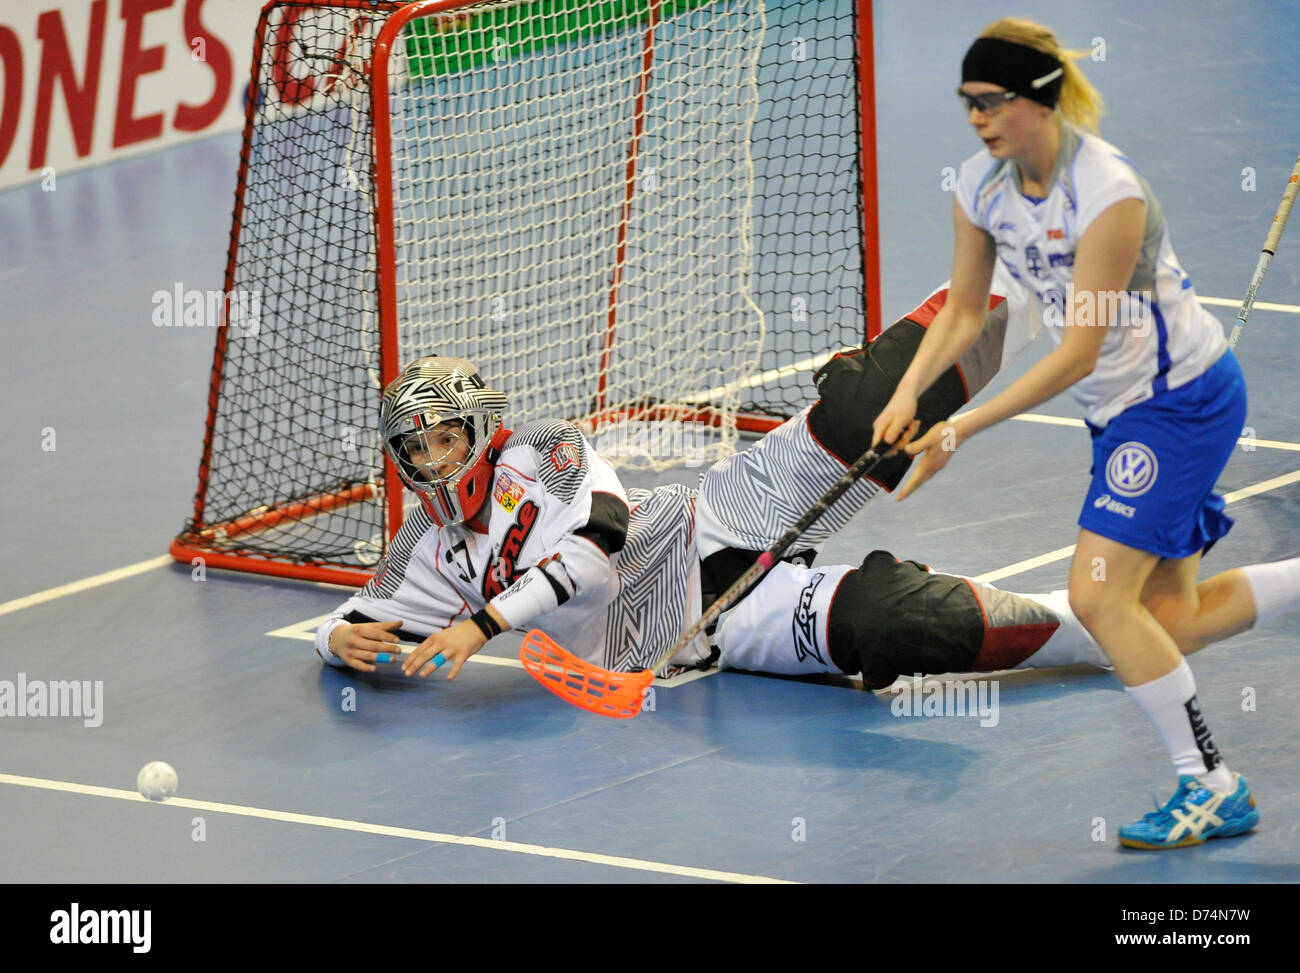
[0,0,264,190]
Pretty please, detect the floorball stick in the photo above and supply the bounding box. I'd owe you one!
[520,439,903,717]
[1228,151,1300,348]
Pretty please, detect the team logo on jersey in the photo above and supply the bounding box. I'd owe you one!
[791,572,826,665]
[493,470,524,513]
[1024,244,1046,279]
[1105,442,1158,497]
[483,500,539,599]
[1047,228,1065,240]
[550,442,581,472]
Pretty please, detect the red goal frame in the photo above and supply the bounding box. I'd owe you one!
[171,0,881,586]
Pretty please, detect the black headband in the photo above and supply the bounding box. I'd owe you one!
[961,37,1064,108]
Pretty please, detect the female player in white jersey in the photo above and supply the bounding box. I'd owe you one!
[873,17,1273,849]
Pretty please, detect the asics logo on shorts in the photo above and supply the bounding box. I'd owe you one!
[1093,494,1136,518]
[1105,442,1158,497]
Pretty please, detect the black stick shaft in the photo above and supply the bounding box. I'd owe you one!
[650,443,893,672]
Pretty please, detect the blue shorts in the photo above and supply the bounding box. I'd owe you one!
[1079,350,1247,560]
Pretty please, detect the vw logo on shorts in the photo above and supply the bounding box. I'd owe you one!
[1105,442,1158,497]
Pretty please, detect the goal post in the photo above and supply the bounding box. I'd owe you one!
[171,0,881,585]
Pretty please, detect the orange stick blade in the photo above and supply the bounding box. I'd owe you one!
[520,630,653,719]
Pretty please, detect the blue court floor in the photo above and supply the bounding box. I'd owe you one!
[1,0,1298,883]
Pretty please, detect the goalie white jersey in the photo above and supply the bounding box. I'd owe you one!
[316,420,710,672]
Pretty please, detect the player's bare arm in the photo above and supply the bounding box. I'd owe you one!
[873,199,997,451]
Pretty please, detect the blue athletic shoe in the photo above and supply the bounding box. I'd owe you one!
[1118,773,1259,849]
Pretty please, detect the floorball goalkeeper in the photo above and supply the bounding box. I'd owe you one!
[315,274,1293,695]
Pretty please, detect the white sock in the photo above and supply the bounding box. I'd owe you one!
[1124,659,1234,792]
[1013,590,1111,668]
[1241,555,1300,628]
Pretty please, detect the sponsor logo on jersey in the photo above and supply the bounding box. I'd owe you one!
[1105,442,1159,497]
[1048,251,1075,268]
[550,441,581,472]
[493,470,524,512]
[1047,228,1065,240]
[791,572,826,665]
[1024,244,1046,278]
[996,221,1016,232]
[1093,493,1137,519]
[483,500,539,599]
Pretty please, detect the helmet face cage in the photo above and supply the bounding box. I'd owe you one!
[391,418,471,487]
[380,357,508,525]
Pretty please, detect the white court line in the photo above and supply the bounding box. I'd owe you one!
[1220,468,1300,504]
[1004,413,1084,428]
[0,771,792,884]
[972,545,1081,585]
[0,555,172,617]
[1005,412,1300,452]
[973,468,1300,583]
[1198,296,1300,314]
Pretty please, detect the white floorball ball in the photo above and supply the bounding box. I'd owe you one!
[137,761,178,802]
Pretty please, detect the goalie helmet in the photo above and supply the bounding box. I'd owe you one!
[380,356,509,527]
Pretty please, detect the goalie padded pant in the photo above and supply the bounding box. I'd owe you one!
[695,317,962,572]
[715,551,1070,688]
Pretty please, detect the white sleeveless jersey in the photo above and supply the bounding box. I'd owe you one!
[956,125,1225,426]
[316,420,709,673]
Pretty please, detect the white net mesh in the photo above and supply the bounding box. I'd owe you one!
[388,0,765,470]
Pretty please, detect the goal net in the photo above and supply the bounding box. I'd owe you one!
[172,0,879,584]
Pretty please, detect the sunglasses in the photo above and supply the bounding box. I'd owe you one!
[956,88,1020,114]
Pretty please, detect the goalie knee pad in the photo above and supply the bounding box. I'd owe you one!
[826,554,1070,687]
[826,551,985,687]
[808,320,968,489]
